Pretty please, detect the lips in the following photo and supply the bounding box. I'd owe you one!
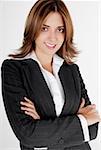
[45,42,56,49]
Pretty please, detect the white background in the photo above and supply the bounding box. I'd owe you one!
[0,0,101,150]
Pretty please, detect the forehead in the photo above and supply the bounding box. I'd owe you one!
[43,12,64,26]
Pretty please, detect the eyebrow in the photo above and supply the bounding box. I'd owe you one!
[43,24,64,28]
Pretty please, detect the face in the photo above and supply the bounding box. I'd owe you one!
[35,12,65,58]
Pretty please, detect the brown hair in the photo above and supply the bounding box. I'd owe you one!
[9,0,79,63]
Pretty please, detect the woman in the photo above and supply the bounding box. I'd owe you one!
[1,0,101,150]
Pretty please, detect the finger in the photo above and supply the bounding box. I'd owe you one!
[78,103,96,114]
[23,97,37,110]
[86,104,96,111]
[24,97,33,104]
[87,108,97,114]
[21,107,40,118]
[82,105,96,114]
[79,98,85,109]
[21,107,35,113]
[25,111,40,119]
[21,107,38,115]
[20,101,35,109]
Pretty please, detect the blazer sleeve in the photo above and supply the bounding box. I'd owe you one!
[75,64,99,141]
[1,59,88,148]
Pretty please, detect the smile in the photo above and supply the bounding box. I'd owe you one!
[45,42,56,49]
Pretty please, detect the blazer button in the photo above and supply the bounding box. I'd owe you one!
[58,138,64,144]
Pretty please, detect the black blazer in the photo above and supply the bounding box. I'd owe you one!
[1,58,98,150]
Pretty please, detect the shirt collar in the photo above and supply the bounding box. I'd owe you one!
[21,51,64,73]
[52,53,64,74]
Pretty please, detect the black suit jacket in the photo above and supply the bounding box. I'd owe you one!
[1,58,98,150]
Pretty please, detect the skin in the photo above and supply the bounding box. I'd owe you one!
[34,12,65,73]
[20,12,101,126]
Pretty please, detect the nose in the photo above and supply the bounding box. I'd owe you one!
[48,30,57,43]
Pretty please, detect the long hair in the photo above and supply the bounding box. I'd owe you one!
[9,0,79,63]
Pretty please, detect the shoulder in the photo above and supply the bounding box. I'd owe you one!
[70,63,79,72]
[63,61,79,71]
[1,58,29,71]
[1,59,23,71]
[2,58,22,66]
[62,62,81,77]
[1,58,39,72]
[1,58,35,67]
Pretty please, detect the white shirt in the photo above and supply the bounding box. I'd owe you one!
[13,51,89,145]
[30,51,65,116]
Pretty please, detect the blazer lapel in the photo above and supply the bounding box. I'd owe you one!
[21,59,80,118]
[21,59,56,118]
[58,63,80,116]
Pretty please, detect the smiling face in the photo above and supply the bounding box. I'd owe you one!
[35,12,65,58]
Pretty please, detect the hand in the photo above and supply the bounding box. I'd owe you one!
[77,98,101,126]
[20,97,40,120]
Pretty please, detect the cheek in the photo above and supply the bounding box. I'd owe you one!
[58,35,64,44]
[38,35,48,44]
[58,33,64,40]
[35,37,44,47]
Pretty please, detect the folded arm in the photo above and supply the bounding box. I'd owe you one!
[1,60,87,148]
[74,64,100,141]
[1,60,100,148]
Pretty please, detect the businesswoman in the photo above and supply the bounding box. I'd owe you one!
[1,0,101,150]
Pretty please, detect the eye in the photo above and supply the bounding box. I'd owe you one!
[41,27,48,32]
[57,28,64,33]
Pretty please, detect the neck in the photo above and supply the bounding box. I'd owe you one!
[35,51,53,73]
[35,51,53,65]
